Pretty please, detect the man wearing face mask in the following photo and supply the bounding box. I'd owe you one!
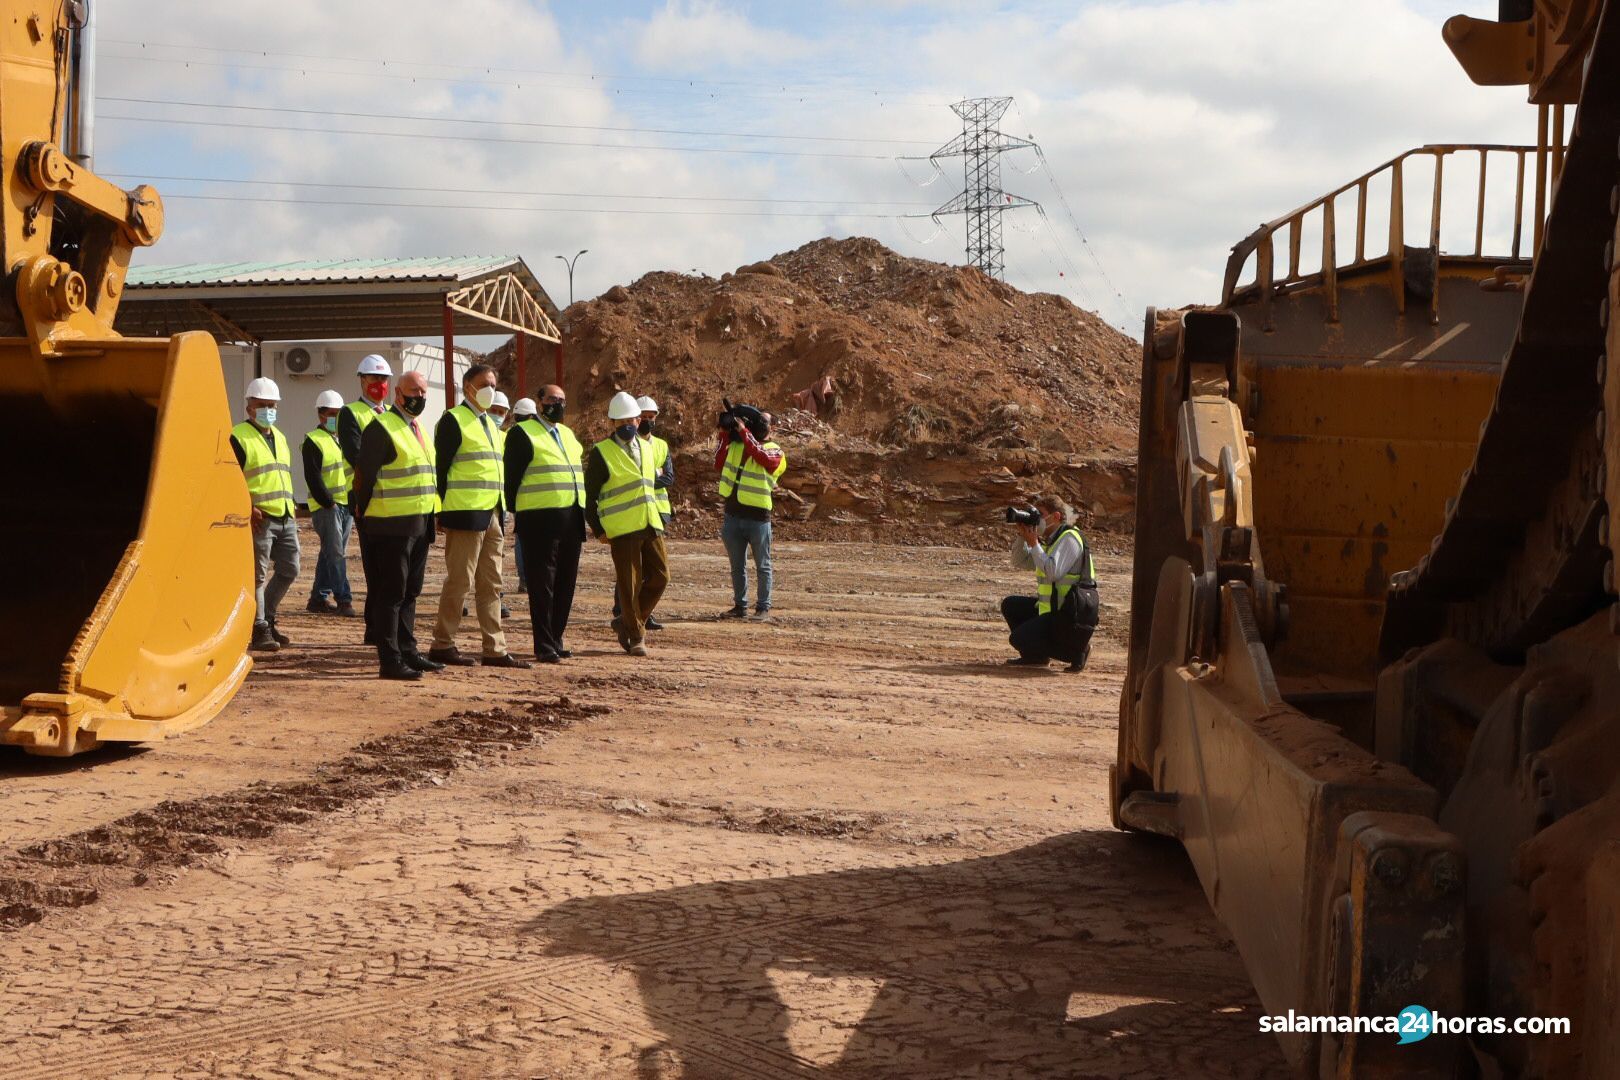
[611,394,674,630]
[340,353,393,467]
[428,363,527,669]
[584,391,669,656]
[232,377,301,653]
[504,384,586,663]
[353,370,445,681]
[302,389,356,617]
[1001,493,1099,671]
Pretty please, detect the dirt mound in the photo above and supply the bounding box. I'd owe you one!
[496,237,1140,544]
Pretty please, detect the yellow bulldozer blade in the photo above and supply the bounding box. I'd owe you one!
[0,331,253,756]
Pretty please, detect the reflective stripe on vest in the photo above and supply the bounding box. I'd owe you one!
[441,403,503,513]
[1036,525,1094,616]
[592,436,660,538]
[233,421,295,517]
[645,434,672,517]
[364,411,439,518]
[303,427,350,512]
[717,440,786,511]
[514,419,585,511]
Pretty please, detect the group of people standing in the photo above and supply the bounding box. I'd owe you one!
[229,353,790,680]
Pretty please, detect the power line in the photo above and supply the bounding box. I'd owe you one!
[103,37,939,101]
[157,192,910,220]
[919,97,1039,281]
[100,96,936,147]
[100,49,947,110]
[98,113,902,160]
[106,172,935,208]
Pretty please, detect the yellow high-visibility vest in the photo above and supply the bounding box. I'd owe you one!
[717,440,786,511]
[303,427,350,512]
[364,410,439,519]
[1036,525,1096,615]
[440,403,503,513]
[232,421,294,517]
[644,433,672,517]
[513,419,585,511]
[592,436,660,538]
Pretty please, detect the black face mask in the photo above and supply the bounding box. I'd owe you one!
[638,419,655,437]
[400,395,427,417]
[541,401,566,422]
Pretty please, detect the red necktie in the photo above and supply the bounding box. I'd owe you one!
[409,419,425,448]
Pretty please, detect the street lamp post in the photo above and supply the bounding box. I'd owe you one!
[555,249,588,308]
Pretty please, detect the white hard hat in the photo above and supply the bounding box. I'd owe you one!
[636,395,659,413]
[512,397,538,418]
[491,390,510,411]
[356,353,393,377]
[607,391,641,420]
[315,389,344,410]
[245,376,281,402]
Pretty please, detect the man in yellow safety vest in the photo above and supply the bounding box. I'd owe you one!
[504,384,586,662]
[584,391,669,656]
[714,406,787,619]
[231,376,301,653]
[352,370,445,681]
[611,394,675,631]
[302,388,356,617]
[428,363,528,669]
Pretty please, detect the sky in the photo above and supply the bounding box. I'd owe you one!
[94,0,1530,338]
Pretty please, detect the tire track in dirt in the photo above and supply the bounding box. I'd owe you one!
[0,697,607,929]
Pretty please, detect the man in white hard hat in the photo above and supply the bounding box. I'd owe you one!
[302,389,357,617]
[505,384,588,662]
[489,390,511,428]
[341,353,393,644]
[611,395,674,630]
[428,363,528,669]
[232,377,301,652]
[352,370,444,681]
[508,396,539,593]
[584,391,669,656]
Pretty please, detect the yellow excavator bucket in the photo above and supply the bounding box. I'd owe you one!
[0,333,253,755]
[0,1,252,755]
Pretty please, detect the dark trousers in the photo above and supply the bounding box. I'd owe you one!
[517,508,585,658]
[360,529,430,667]
[1001,594,1095,666]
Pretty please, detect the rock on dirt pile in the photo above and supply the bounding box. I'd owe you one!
[495,237,1140,546]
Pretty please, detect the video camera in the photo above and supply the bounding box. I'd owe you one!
[1005,506,1042,527]
[718,397,768,441]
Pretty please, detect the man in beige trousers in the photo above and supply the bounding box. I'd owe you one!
[427,362,529,669]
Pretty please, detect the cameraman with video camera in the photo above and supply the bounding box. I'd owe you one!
[1001,494,1098,671]
[714,400,786,618]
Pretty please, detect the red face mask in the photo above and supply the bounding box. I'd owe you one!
[363,380,388,403]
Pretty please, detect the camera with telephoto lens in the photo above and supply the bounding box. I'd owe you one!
[1005,506,1042,527]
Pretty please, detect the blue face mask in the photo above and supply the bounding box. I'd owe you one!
[254,406,277,427]
[616,423,638,441]
[322,416,338,433]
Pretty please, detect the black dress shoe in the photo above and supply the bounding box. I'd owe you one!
[482,653,531,669]
[1005,656,1050,667]
[534,652,562,664]
[426,647,477,667]
[403,653,445,673]
[380,662,422,681]
[556,649,572,659]
[645,616,665,631]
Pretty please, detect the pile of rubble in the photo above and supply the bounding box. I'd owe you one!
[494,237,1140,546]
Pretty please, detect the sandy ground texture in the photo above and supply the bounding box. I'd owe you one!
[0,526,1288,1079]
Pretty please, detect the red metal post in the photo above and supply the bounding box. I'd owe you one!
[442,300,456,408]
[554,338,564,387]
[515,333,527,396]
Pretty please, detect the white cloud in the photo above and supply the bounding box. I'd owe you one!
[632,1,818,73]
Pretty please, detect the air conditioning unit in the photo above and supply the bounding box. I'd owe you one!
[279,346,331,378]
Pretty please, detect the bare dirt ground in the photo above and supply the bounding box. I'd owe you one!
[1,525,1287,1079]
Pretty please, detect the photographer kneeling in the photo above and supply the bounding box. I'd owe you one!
[1001,495,1098,671]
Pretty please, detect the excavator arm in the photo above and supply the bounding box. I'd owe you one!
[0,0,252,756]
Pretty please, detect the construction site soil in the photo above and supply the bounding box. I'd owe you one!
[0,526,1285,1079]
[495,238,1140,549]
